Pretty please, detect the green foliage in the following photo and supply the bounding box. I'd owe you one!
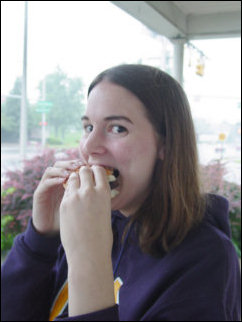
[47,137,63,145]
[62,130,82,147]
[1,215,17,255]
[1,67,85,144]
[1,187,21,255]
[1,78,21,142]
[1,106,16,132]
[1,187,16,198]
[39,66,85,139]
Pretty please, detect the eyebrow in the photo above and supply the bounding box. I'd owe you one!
[81,115,133,124]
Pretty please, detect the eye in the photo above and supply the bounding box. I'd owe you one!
[83,124,93,133]
[109,125,127,134]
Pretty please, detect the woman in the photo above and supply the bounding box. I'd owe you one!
[2,64,240,321]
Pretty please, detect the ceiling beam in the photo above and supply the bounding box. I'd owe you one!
[187,11,241,39]
[111,1,186,39]
[111,1,241,40]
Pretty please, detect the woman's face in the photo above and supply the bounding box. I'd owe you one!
[80,81,164,216]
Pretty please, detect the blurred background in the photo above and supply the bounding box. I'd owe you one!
[1,1,241,260]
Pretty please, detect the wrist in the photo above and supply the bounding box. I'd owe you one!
[68,254,113,281]
[66,247,112,267]
[68,258,115,316]
[31,218,59,238]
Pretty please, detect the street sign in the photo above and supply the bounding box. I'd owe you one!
[36,101,53,113]
[37,101,53,107]
[36,108,50,113]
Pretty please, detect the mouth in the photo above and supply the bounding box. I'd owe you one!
[105,166,120,199]
[63,164,121,199]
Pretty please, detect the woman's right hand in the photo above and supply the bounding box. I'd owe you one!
[32,160,84,235]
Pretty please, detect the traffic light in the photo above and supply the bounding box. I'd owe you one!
[218,133,226,141]
[196,63,204,76]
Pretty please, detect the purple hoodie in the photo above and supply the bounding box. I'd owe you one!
[1,194,241,321]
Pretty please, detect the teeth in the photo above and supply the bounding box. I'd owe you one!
[108,175,116,182]
[111,189,119,199]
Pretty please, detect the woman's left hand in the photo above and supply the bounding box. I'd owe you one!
[59,165,113,265]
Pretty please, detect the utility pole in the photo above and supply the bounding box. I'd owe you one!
[20,1,28,160]
[41,78,47,149]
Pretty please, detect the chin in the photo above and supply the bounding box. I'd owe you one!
[111,198,141,217]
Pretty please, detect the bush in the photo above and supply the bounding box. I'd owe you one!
[1,148,80,255]
[201,160,241,257]
[1,153,241,258]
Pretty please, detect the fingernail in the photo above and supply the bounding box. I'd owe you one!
[71,163,79,168]
[72,161,84,168]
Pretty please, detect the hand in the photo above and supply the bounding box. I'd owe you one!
[59,165,113,264]
[32,160,85,235]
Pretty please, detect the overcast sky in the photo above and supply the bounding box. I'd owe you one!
[1,1,241,124]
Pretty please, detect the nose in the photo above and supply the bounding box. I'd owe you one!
[80,130,107,159]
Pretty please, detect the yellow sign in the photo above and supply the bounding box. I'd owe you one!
[219,133,226,141]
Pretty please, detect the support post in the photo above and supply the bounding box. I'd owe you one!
[172,37,186,87]
[20,1,28,160]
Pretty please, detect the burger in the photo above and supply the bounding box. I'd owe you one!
[63,165,120,199]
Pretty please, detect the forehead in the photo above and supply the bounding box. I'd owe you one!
[86,81,147,120]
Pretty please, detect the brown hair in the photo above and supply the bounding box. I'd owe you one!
[88,64,206,255]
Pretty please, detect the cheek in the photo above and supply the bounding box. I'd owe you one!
[79,140,83,152]
[115,139,157,172]
[79,139,84,151]
[79,140,88,160]
[111,141,135,165]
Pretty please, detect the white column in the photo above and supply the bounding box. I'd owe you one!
[171,37,186,87]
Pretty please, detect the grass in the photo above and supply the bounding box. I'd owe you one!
[46,130,82,149]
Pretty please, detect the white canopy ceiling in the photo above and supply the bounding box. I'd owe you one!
[111,1,241,40]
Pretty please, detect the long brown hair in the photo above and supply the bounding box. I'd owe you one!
[88,64,206,255]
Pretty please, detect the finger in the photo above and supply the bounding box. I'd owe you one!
[54,159,86,171]
[65,171,80,195]
[92,165,109,190]
[79,166,94,190]
[43,167,71,179]
[35,177,66,194]
[43,177,66,187]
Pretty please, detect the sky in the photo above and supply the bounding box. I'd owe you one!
[183,37,241,124]
[1,1,171,98]
[1,1,241,125]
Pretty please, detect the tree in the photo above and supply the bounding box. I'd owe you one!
[1,78,22,142]
[1,68,85,143]
[1,77,40,143]
[38,67,85,139]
